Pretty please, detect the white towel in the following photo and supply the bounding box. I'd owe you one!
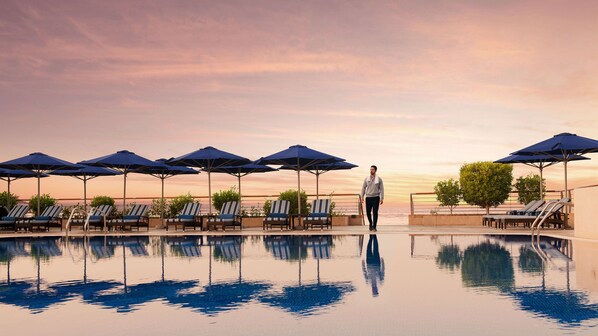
[365,175,380,185]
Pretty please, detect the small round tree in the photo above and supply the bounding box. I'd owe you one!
[212,187,240,212]
[28,194,57,216]
[459,162,513,214]
[434,179,461,214]
[514,174,545,205]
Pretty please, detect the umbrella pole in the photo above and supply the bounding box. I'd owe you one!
[161,177,165,228]
[297,158,302,229]
[238,175,242,211]
[316,173,320,200]
[564,158,569,228]
[208,171,212,215]
[7,178,11,210]
[83,177,88,212]
[539,166,544,200]
[37,173,41,216]
[123,171,127,217]
[563,159,569,197]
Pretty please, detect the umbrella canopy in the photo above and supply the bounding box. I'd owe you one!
[0,169,48,209]
[511,133,598,195]
[79,150,163,220]
[50,165,122,211]
[258,145,344,223]
[167,147,251,214]
[495,154,589,200]
[280,161,357,199]
[0,153,80,215]
[133,159,199,226]
[210,162,277,209]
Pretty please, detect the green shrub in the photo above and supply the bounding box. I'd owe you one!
[169,193,194,216]
[434,179,462,214]
[150,198,169,218]
[212,187,240,212]
[0,192,19,210]
[263,199,273,215]
[278,189,309,216]
[514,174,545,205]
[460,162,513,214]
[28,194,57,216]
[90,196,116,216]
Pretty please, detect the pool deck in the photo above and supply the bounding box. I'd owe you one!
[0,226,596,243]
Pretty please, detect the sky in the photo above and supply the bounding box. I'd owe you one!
[1,0,598,209]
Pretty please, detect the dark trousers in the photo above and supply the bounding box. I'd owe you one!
[365,196,380,228]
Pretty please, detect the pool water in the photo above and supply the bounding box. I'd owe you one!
[1,234,597,335]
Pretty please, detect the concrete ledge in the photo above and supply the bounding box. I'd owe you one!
[409,214,483,226]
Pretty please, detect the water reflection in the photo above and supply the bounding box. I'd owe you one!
[260,235,354,316]
[362,235,385,297]
[412,235,598,328]
[1,234,598,332]
[461,241,515,290]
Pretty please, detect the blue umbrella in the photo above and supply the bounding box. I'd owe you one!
[210,161,277,209]
[79,150,163,218]
[0,169,49,210]
[511,133,598,195]
[280,161,358,200]
[50,165,122,211]
[133,159,199,226]
[495,154,589,199]
[258,145,344,222]
[0,153,80,215]
[167,147,251,214]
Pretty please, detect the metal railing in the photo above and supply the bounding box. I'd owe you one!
[409,190,566,215]
[18,193,363,218]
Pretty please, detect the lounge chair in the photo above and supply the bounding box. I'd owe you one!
[483,200,544,228]
[68,205,113,231]
[0,204,30,231]
[496,198,570,229]
[16,205,63,232]
[206,201,241,231]
[263,200,291,230]
[107,204,149,231]
[165,202,202,231]
[302,199,332,230]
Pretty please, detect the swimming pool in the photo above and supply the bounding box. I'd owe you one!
[1,234,597,335]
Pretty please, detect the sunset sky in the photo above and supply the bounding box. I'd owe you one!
[2,0,598,208]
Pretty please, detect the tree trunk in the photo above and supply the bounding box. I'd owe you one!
[485,206,490,215]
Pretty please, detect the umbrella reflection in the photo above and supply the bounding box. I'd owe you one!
[260,235,354,316]
[166,236,270,316]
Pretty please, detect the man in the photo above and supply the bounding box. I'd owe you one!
[361,165,384,231]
